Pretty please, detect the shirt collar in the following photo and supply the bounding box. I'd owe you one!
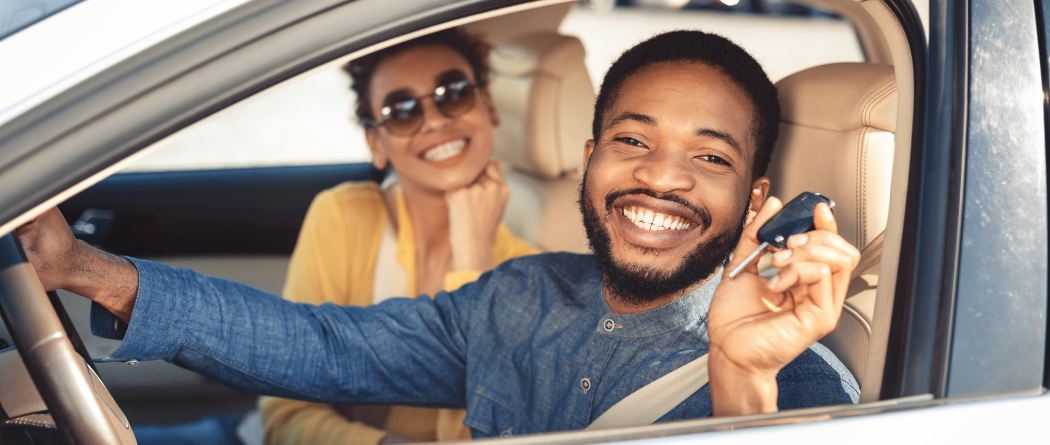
[592,269,722,338]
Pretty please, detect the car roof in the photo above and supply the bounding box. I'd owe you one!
[0,0,249,129]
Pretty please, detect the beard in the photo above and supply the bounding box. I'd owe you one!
[578,175,748,307]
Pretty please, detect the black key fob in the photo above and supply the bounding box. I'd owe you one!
[757,192,835,249]
[727,192,835,278]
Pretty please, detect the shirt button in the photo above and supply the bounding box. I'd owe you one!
[603,319,615,331]
[125,360,139,365]
[580,377,591,392]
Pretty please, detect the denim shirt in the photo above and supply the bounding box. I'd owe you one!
[91,252,859,438]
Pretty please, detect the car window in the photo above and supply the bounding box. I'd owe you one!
[123,1,862,173]
[0,0,83,41]
[561,3,864,86]
[123,64,368,172]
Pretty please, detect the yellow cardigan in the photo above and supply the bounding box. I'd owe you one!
[259,181,539,445]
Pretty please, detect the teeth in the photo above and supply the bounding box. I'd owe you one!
[620,206,692,232]
[423,139,466,162]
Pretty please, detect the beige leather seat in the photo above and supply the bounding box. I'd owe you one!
[488,32,593,253]
[766,62,897,388]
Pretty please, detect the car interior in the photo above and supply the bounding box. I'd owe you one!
[0,0,929,441]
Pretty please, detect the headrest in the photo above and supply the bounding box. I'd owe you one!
[767,62,897,251]
[777,62,897,133]
[488,32,594,179]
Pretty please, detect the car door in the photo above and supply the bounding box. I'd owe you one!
[52,161,383,423]
[880,0,1048,401]
[2,0,1050,442]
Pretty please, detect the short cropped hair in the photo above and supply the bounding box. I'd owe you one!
[593,30,779,180]
[344,28,491,123]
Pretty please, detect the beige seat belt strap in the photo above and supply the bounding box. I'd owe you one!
[851,231,885,280]
[585,353,708,430]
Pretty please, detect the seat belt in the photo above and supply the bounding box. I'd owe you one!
[585,354,708,430]
[851,231,884,280]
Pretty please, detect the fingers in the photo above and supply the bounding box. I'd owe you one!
[774,238,857,273]
[764,203,857,322]
[446,161,508,271]
[812,202,837,234]
[766,262,836,314]
[778,204,859,280]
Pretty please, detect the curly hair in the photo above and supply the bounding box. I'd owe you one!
[592,30,780,180]
[344,28,491,124]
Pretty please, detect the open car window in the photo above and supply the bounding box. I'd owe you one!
[123,65,369,172]
[562,4,863,85]
[125,1,862,173]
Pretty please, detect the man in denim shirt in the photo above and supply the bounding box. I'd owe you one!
[18,31,860,438]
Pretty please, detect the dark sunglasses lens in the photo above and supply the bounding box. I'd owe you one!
[435,82,476,118]
[382,99,423,135]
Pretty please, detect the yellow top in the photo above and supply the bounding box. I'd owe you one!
[259,181,539,445]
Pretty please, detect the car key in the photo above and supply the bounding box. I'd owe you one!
[727,192,835,278]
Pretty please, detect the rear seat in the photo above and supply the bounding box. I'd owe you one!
[487,32,593,253]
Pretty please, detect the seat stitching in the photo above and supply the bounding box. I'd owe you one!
[859,86,877,126]
[861,127,869,247]
[855,130,860,247]
[862,83,897,128]
[863,83,894,125]
[855,127,868,248]
[861,82,896,127]
[871,84,898,123]
[858,84,878,126]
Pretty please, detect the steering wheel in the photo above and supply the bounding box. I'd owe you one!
[0,234,135,444]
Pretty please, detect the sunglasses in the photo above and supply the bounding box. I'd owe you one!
[361,79,478,136]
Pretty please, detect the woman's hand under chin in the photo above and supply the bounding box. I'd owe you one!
[445,160,509,271]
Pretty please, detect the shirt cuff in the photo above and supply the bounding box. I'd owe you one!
[90,257,185,363]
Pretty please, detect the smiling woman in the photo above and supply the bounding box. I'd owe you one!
[256,28,540,445]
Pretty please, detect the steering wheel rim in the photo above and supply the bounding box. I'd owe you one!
[0,234,135,444]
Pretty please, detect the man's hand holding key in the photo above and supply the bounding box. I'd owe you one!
[707,197,860,416]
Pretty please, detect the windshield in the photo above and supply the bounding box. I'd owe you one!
[0,0,84,41]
